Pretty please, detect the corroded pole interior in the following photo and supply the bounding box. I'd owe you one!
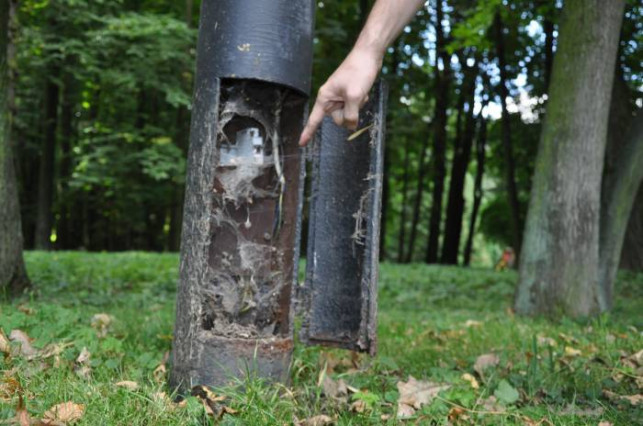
[170,0,313,391]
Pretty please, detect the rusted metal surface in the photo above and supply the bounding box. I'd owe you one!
[300,81,388,355]
[170,79,307,392]
[202,0,315,95]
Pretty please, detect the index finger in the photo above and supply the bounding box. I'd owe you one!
[299,98,326,146]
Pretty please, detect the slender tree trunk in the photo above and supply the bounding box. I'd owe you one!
[543,17,554,92]
[405,136,430,263]
[599,72,642,306]
[425,0,450,264]
[599,113,642,309]
[1,0,30,295]
[464,114,487,266]
[494,13,522,260]
[57,72,75,249]
[515,0,625,317]
[397,138,411,262]
[620,185,643,271]
[440,59,477,265]
[34,77,59,250]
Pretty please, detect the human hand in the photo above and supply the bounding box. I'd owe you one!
[299,46,382,146]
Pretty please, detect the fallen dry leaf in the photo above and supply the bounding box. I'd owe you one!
[15,394,31,426]
[0,377,22,403]
[90,313,113,338]
[448,406,469,422]
[559,404,604,417]
[115,381,139,391]
[17,305,35,315]
[464,320,482,328]
[75,347,90,365]
[191,385,235,419]
[461,373,479,389]
[74,348,91,379]
[40,342,72,359]
[629,349,643,366]
[598,422,613,426]
[9,330,38,359]
[396,376,449,419]
[0,329,11,355]
[349,399,367,413]
[603,390,643,406]
[297,414,334,426]
[537,336,557,347]
[42,401,85,425]
[321,376,348,400]
[474,353,499,377]
[564,346,581,357]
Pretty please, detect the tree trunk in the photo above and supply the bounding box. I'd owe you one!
[515,0,625,317]
[405,136,429,263]
[543,17,554,92]
[440,58,477,265]
[464,114,487,266]
[397,138,411,262]
[620,185,643,271]
[57,72,75,249]
[1,0,30,295]
[34,77,59,250]
[494,12,522,259]
[599,112,643,309]
[425,0,450,264]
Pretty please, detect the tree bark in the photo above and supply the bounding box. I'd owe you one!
[440,58,477,265]
[57,72,76,249]
[599,112,642,309]
[494,12,522,259]
[34,77,59,250]
[620,185,643,271]
[424,0,450,264]
[1,0,30,296]
[464,114,487,266]
[397,138,411,262]
[515,0,625,317]
[405,135,429,263]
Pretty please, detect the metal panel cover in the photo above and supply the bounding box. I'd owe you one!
[300,81,387,355]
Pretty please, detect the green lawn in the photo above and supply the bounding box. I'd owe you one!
[1,252,641,424]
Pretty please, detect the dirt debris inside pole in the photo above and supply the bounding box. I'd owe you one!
[202,80,303,339]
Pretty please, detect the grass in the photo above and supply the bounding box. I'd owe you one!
[1,252,642,425]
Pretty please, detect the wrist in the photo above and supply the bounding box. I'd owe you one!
[353,33,387,66]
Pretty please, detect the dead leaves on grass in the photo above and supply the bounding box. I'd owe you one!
[396,376,450,419]
[90,313,113,338]
[190,385,237,420]
[41,402,85,425]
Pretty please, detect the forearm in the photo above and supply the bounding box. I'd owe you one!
[354,0,425,61]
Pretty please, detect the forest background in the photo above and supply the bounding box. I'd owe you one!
[5,0,643,268]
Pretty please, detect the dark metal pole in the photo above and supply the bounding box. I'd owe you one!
[170,0,314,391]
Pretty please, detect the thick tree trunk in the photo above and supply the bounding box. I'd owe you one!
[464,115,487,266]
[515,0,625,317]
[34,77,59,250]
[425,0,450,264]
[1,0,30,296]
[397,138,411,262]
[440,59,477,265]
[494,13,522,259]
